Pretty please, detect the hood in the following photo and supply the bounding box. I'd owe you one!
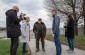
[5,9,13,16]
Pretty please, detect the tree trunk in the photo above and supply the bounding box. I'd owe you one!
[72,0,78,35]
[74,19,78,35]
[84,17,85,36]
[73,12,78,35]
[83,0,85,36]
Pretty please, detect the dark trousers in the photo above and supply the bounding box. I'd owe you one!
[10,37,19,55]
[36,34,45,50]
[22,42,27,53]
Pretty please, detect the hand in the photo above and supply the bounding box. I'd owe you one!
[64,26,67,28]
[53,32,55,34]
[35,32,38,34]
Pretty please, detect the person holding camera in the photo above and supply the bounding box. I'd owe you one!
[64,15,75,52]
[6,6,21,55]
[20,15,30,53]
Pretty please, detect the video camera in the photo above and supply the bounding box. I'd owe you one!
[20,13,26,20]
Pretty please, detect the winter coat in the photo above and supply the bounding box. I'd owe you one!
[64,19,74,39]
[19,20,30,43]
[6,9,21,38]
[33,22,46,38]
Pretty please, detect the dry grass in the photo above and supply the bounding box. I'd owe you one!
[45,34,85,50]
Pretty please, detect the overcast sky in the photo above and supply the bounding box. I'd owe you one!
[0,0,64,29]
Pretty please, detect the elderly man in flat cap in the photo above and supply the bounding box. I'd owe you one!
[5,6,21,55]
[33,18,46,52]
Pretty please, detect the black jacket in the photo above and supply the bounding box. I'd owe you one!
[65,19,74,39]
[6,9,21,38]
[64,19,74,39]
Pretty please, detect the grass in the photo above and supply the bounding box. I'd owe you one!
[45,34,85,50]
[0,39,32,55]
[0,37,5,39]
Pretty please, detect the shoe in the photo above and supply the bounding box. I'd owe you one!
[67,49,72,51]
[22,50,28,53]
[67,49,74,53]
[42,49,45,52]
[24,51,28,53]
[36,49,40,52]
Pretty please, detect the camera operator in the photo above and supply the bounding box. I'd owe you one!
[6,6,21,55]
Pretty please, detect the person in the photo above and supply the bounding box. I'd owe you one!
[52,10,62,55]
[5,6,21,55]
[33,18,46,52]
[64,19,69,37]
[20,16,30,53]
[64,15,74,52]
[64,22,67,37]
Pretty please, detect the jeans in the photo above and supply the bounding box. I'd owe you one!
[54,30,61,55]
[22,42,27,53]
[10,37,19,55]
[67,37,74,50]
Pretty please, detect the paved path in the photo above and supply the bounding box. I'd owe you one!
[0,31,6,37]
[28,39,85,55]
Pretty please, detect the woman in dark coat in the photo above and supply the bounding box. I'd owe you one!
[64,15,75,51]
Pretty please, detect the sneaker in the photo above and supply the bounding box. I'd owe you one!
[67,49,72,51]
[67,49,74,53]
[22,50,28,53]
[24,51,28,53]
[70,50,74,53]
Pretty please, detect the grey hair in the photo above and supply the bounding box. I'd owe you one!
[13,6,19,11]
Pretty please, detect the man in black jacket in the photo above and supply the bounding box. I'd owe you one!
[5,6,21,55]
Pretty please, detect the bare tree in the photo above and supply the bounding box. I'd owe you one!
[82,0,85,35]
[44,0,82,35]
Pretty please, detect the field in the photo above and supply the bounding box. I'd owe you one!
[46,34,85,50]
